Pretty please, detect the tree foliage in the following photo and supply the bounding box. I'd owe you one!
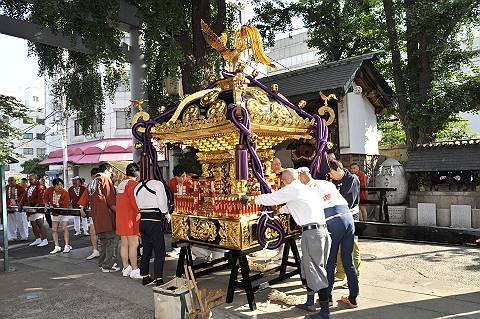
[253,0,385,61]
[0,95,34,164]
[378,113,478,146]
[383,0,480,148]
[0,0,239,128]
[253,0,480,148]
[21,156,48,177]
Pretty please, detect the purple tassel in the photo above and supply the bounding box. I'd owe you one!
[235,145,248,180]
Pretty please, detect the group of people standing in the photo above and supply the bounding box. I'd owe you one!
[254,157,363,319]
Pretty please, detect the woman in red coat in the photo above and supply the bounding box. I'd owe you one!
[116,163,141,279]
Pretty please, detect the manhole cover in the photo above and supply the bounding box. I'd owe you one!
[360,254,377,261]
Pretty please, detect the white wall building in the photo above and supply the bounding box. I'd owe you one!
[261,32,392,167]
[7,87,48,176]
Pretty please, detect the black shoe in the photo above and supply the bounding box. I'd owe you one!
[155,278,165,286]
[142,276,155,286]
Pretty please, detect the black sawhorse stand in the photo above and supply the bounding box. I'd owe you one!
[175,237,301,311]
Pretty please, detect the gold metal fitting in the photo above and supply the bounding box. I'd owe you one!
[251,70,259,78]
[236,62,246,71]
[135,143,143,149]
[248,133,258,144]
[158,106,166,113]
[298,100,307,108]
[271,84,278,92]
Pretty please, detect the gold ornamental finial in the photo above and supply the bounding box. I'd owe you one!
[319,92,336,106]
[318,91,336,126]
[130,99,148,111]
[200,19,276,71]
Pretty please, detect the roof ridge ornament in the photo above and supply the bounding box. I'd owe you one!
[200,19,276,72]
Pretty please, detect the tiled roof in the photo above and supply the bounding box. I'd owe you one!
[406,139,480,172]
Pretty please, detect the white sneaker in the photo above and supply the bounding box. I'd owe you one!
[83,231,90,236]
[129,268,142,279]
[74,231,81,236]
[112,264,120,271]
[50,246,62,254]
[101,266,121,273]
[29,238,42,246]
[122,265,133,277]
[86,250,100,260]
[63,245,72,253]
[37,239,49,247]
[166,250,179,258]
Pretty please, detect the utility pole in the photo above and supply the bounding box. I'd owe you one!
[61,95,68,183]
[130,28,146,164]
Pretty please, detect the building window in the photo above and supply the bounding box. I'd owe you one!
[23,133,33,140]
[23,148,34,155]
[36,148,46,156]
[36,133,45,140]
[116,110,131,129]
[36,118,45,125]
[74,120,82,136]
[33,96,39,102]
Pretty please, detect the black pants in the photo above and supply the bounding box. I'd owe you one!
[44,212,52,228]
[140,220,165,280]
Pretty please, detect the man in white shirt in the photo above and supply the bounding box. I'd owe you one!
[298,167,359,310]
[254,168,331,319]
[134,178,171,286]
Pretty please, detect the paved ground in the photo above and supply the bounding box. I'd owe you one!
[1,237,479,319]
[0,220,92,260]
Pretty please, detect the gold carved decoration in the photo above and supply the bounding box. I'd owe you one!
[201,90,220,107]
[219,220,241,249]
[247,98,265,116]
[248,87,270,104]
[319,91,337,126]
[242,222,250,248]
[277,214,289,234]
[190,218,217,242]
[182,104,201,122]
[172,215,189,241]
[270,102,290,120]
[207,100,227,119]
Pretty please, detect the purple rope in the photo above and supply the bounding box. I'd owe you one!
[132,108,176,233]
[247,75,329,178]
[227,103,285,249]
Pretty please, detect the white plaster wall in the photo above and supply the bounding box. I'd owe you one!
[339,91,379,155]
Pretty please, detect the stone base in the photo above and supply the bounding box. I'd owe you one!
[388,206,407,224]
[472,209,480,229]
[450,205,471,228]
[417,203,436,227]
[406,208,418,226]
[436,208,450,227]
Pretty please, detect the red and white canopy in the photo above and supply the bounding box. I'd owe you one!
[40,138,133,165]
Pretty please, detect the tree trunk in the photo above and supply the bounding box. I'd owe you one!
[382,0,418,149]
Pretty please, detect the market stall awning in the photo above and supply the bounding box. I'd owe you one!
[40,138,133,165]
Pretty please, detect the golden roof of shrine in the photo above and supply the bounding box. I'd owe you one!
[150,75,315,152]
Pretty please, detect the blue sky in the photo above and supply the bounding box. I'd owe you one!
[0,34,44,102]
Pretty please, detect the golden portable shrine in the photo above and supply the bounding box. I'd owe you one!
[132,20,330,310]
[132,20,331,251]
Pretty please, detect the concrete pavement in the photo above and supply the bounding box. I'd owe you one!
[1,239,479,319]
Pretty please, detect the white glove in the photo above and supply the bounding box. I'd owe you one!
[165,213,172,223]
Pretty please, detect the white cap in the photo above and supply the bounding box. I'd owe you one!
[71,176,81,180]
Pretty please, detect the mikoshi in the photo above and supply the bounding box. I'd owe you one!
[131,20,331,252]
